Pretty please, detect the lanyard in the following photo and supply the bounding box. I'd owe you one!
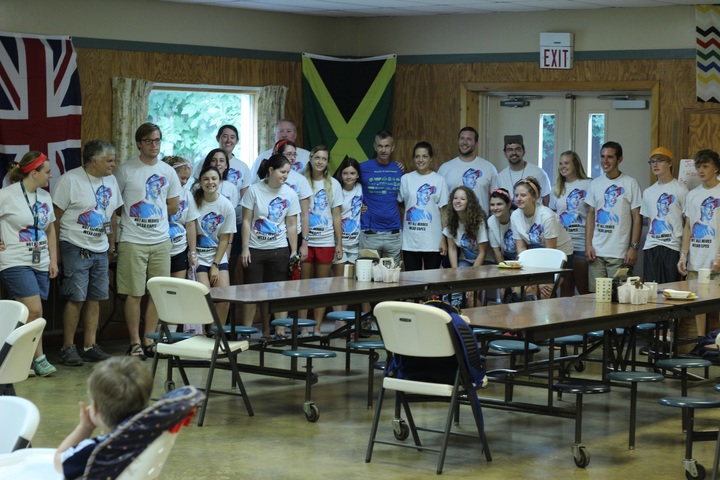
[84,168,108,222]
[20,182,38,242]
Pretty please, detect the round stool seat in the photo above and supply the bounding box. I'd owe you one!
[587,328,624,339]
[271,318,318,328]
[636,323,657,331]
[473,328,501,336]
[488,339,540,354]
[282,349,336,359]
[659,396,720,409]
[607,371,664,383]
[327,311,355,321]
[552,380,610,395]
[715,384,720,393]
[147,331,194,342]
[656,358,712,369]
[347,340,384,350]
[211,325,260,335]
[552,334,584,345]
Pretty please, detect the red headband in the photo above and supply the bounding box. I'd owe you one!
[21,153,48,173]
[273,139,292,155]
[491,188,511,202]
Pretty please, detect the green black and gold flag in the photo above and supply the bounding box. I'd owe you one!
[302,53,396,173]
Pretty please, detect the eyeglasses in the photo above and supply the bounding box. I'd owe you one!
[505,147,523,153]
[141,138,162,145]
[648,158,669,165]
[283,152,298,158]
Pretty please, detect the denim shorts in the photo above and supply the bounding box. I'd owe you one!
[59,241,109,302]
[197,263,229,273]
[0,266,50,300]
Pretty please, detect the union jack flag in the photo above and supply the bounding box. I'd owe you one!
[0,31,82,190]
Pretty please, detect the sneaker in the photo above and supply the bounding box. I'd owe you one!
[60,345,84,366]
[28,368,36,378]
[272,333,288,341]
[81,344,112,362]
[32,355,57,377]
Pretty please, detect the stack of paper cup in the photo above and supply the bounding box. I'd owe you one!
[699,268,711,284]
[596,278,612,303]
[356,259,374,282]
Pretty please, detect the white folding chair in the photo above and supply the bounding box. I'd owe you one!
[365,301,491,474]
[146,277,253,426]
[0,319,46,396]
[0,396,40,453]
[517,248,567,298]
[0,300,29,344]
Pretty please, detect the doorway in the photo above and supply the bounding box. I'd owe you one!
[483,92,652,190]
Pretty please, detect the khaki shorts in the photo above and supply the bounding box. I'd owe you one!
[117,239,171,296]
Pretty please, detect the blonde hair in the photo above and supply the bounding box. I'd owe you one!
[88,357,153,428]
[553,150,589,198]
[304,145,333,204]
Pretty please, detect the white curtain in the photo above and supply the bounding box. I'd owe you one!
[111,77,155,165]
[257,86,287,153]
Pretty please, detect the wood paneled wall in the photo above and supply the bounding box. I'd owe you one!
[76,47,716,175]
[76,48,303,149]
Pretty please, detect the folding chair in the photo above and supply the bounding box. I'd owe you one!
[365,301,491,474]
[146,277,253,426]
[0,396,39,453]
[0,319,46,396]
[0,300,29,343]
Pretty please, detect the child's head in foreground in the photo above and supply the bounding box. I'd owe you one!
[88,356,153,430]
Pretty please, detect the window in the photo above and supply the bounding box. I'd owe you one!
[147,85,258,169]
[587,113,606,178]
[539,113,556,182]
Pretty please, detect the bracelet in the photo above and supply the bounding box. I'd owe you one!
[212,262,219,267]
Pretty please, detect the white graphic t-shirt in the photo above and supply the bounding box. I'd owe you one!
[0,182,56,271]
[227,157,250,225]
[339,184,363,253]
[399,170,448,252]
[241,181,300,250]
[115,158,182,244]
[308,177,343,247]
[53,167,123,253]
[641,178,687,252]
[168,190,200,257]
[488,215,516,260]
[193,194,236,267]
[550,178,592,253]
[285,169,313,235]
[585,173,642,259]
[443,223,489,264]
[438,156,497,214]
[684,182,720,271]
[510,205,574,256]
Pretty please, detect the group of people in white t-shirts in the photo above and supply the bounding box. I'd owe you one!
[4,121,717,375]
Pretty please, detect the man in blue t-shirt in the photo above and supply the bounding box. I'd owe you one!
[359,129,403,266]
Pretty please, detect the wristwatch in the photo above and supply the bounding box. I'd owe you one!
[302,235,310,242]
[630,242,640,250]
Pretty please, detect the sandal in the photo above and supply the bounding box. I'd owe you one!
[142,341,158,358]
[126,343,146,361]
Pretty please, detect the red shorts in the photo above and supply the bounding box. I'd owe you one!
[304,246,335,264]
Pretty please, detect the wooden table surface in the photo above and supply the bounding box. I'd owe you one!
[463,296,673,341]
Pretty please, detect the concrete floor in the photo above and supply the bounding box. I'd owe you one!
[14,330,720,480]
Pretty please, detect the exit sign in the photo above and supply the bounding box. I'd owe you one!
[541,47,572,69]
[540,32,573,70]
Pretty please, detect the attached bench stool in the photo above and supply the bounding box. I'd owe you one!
[271,318,318,337]
[282,349,337,422]
[606,370,664,449]
[656,358,712,431]
[552,380,611,468]
[347,340,384,408]
[659,395,720,480]
[211,324,260,340]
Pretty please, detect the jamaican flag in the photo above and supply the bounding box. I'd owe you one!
[302,53,396,173]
